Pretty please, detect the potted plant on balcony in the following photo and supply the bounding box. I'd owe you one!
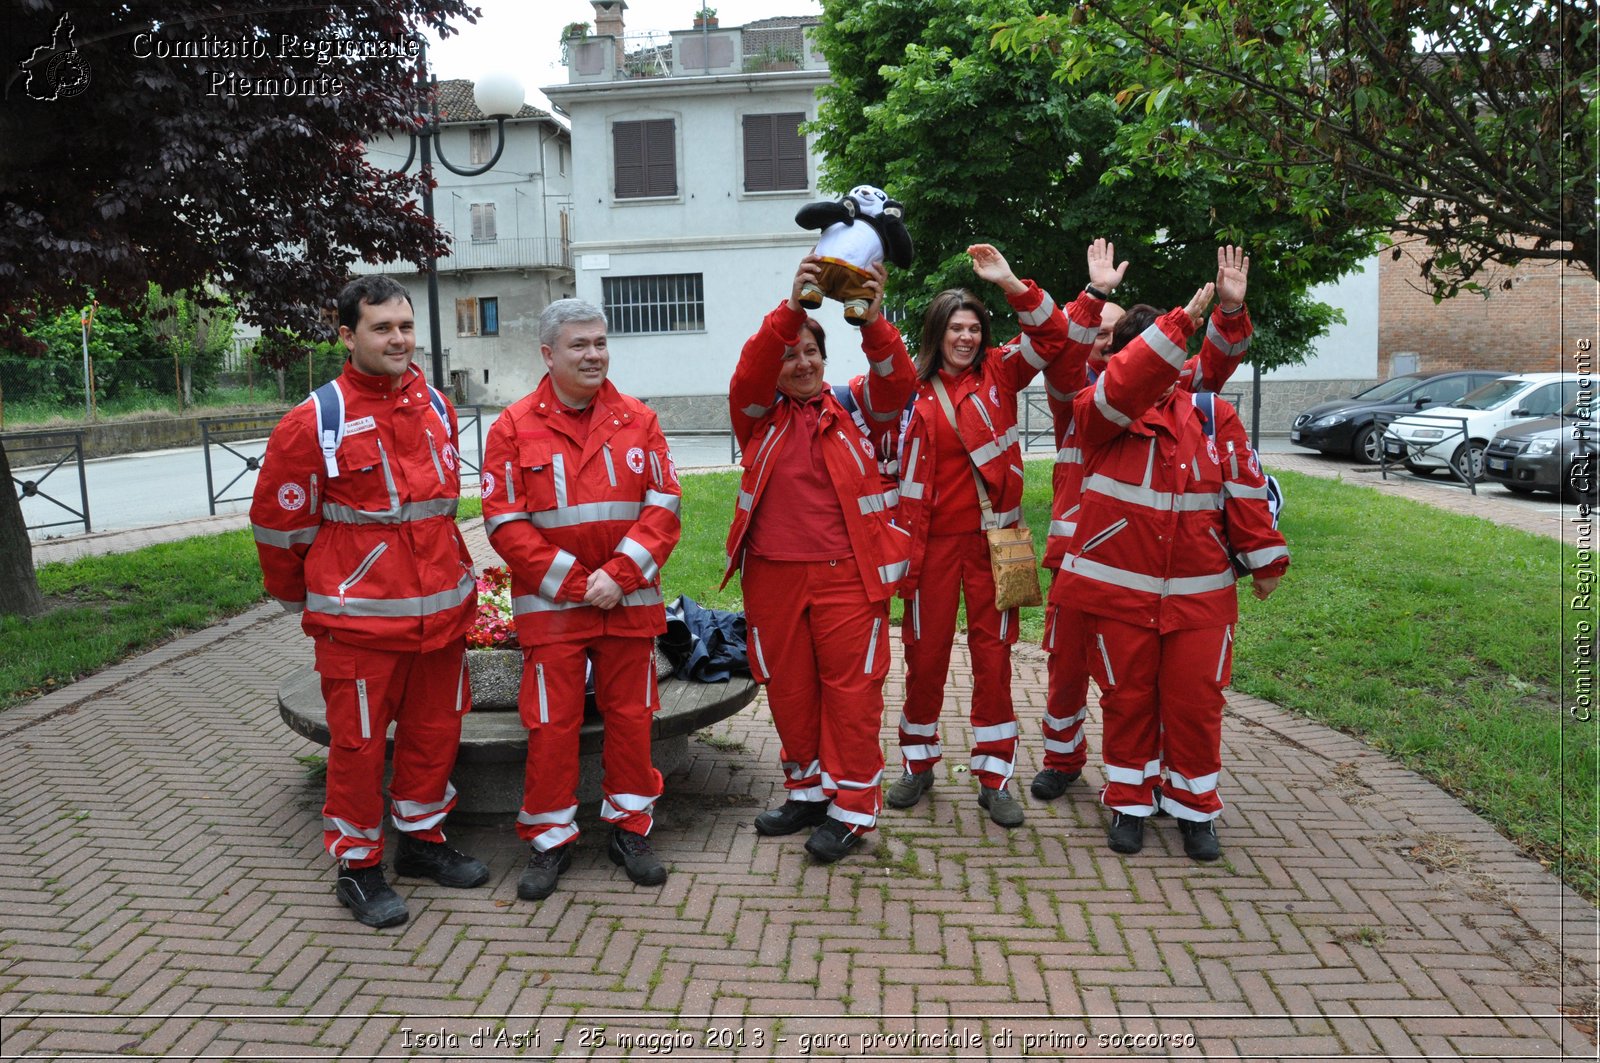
[743,44,802,72]
[693,5,718,28]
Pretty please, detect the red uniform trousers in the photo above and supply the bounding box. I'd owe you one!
[516,634,662,852]
[315,636,468,867]
[898,531,1020,790]
[1041,596,1092,776]
[744,554,890,832]
[1086,615,1231,822]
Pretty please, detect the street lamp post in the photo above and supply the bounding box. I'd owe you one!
[397,50,525,391]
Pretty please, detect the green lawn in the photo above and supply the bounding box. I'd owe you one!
[5,463,1592,900]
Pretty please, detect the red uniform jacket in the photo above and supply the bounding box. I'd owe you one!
[1051,307,1288,632]
[482,377,681,642]
[250,362,476,652]
[1041,305,1254,571]
[724,301,917,601]
[894,280,1077,595]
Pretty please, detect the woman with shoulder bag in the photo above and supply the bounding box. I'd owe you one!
[887,241,1122,828]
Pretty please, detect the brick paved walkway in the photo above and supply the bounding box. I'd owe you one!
[4,498,1595,1059]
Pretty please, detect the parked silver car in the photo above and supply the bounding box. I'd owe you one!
[1483,398,1596,504]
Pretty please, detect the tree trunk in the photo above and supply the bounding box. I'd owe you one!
[0,442,45,618]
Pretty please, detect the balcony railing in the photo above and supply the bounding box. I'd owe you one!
[564,27,824,83]
[349,236,572,275]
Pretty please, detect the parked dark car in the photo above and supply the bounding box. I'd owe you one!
[1290,370,1506,463]
[1484,398,1597,504]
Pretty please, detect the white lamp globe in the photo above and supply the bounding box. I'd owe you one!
[473,72,525,118]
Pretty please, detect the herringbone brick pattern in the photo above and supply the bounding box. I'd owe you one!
[0,595,1593,1060]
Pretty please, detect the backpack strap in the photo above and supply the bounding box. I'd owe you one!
[1192,390,1217,440]
[309,379,345,480]
[426,385,452,441]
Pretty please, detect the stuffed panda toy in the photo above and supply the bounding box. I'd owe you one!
[794,184,914,325]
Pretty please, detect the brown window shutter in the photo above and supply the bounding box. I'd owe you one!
[455,297,479,337]
[614,121,644,197]
[743,112,805,192]
[774,112,807,191]
[643,119,676,196]
[743,114,774,192]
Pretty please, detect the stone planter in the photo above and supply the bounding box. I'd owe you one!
[465,647,522,710]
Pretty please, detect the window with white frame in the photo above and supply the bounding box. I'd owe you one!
[470,202,496,242]
[602,274,704,335]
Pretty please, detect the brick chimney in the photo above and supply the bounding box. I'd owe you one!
[591,0,627,73]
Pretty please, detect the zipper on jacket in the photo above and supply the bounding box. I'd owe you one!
[1080,518,1129,554]
[374,438,401,512]
[603,444,617,487]
[1206,526,1231,563]
[839,430,866,476]
[337,542,389,605]
[864,617,881,674]
[1226,440,1239,478]
[425,428,446,484]
[535,663,549,724]
[356,678,371,739]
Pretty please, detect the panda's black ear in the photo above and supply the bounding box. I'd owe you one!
[882,198,904,219]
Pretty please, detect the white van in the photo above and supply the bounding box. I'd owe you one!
[1381,372,1580,481]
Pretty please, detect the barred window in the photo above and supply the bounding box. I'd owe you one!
[602,274,704,335]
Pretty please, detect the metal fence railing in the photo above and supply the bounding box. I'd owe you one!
[200,413,280,515]
[1376,411,1479,494]
[9,430,90,534]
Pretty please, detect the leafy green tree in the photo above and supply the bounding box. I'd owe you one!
[812,0,1377,369]
[991,0,1595,298]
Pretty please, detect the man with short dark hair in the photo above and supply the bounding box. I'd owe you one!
[482,298,681,901]
[251,276,488,929]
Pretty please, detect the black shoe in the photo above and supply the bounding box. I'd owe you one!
[517,844,573,901]
[335,863,409,928]
[1179,819,1222,862]
[609,829,668,886]
[885,769,935,809]
[1107,812,1147,854]
[754,799,831,837]
[978,785,1026,827]
[1030,768,1081,801]
[394,835,490,888]
[804,818,863,863]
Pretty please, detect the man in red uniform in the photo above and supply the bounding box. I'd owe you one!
[251,276,488,929]
[482,299,681,901]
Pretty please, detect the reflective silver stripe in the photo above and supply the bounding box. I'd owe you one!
[541,549,579,599]
[603,791,656,813]
[1045,734,1085,754]
[1055,447,1081,465]
[743,402,773,418]
[901,743,940,761]
[898,714,938,737]
[536,663,548,723]
[617,536,659,581]
[528,822,579,850]
[649,450,663,486]
[602,795,656,823]
[828,805,876,829]
[1016,292,1056,327]
[1093,374,1132,427]
[1096,633,1117,686]
[878,558,909,584]
[374,438,401,511]
[864,618,881,674]
[1206,319,1250,358]
[1167,768,1221,795]
[998,610,1009,640]
[504,461,516,503]
[911,590,921,639]
[644,489,681,515]
[859,491,892,515]
[971,438,1007,466]
[1045,706,1088,729]
[1104,759,1161,784]
[253,523,319,548]
[356,678,370,740]
[1015,333,1047,370]
[1216,624,1233,683]
[308,571,475,618]
[529,500,643,528]
[603,445,617,487]
[486,511,532,533]
[1158,793,1218,822]
[324,816,382,840]
[426,429,445,484]
[552,453,568,509]
[972,721,1019,743]
[1223,481,1272,501]
[841,431,866,476]
[519,805,576,827]
[321,497,459,524]
[993,505,1021,528]
[1049,519,1076,539]
[1141,321,1187,367]
[870,354,895,377]
[1066,316,1097,345]
[1045,381,1074,402]
[1070,555,1235,596]
[785,759,822,781]
[749,627,769,678]
[393,784,456,821]
[1237,544,1289,570]
[1084,474,1222,512]
[789,784,827,802]
[455,656,466,713]
[737,490,755,512]
[512,586,665,614]
[899,480,925,500]
[902,437,921,483]
[971,754,1015,781]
